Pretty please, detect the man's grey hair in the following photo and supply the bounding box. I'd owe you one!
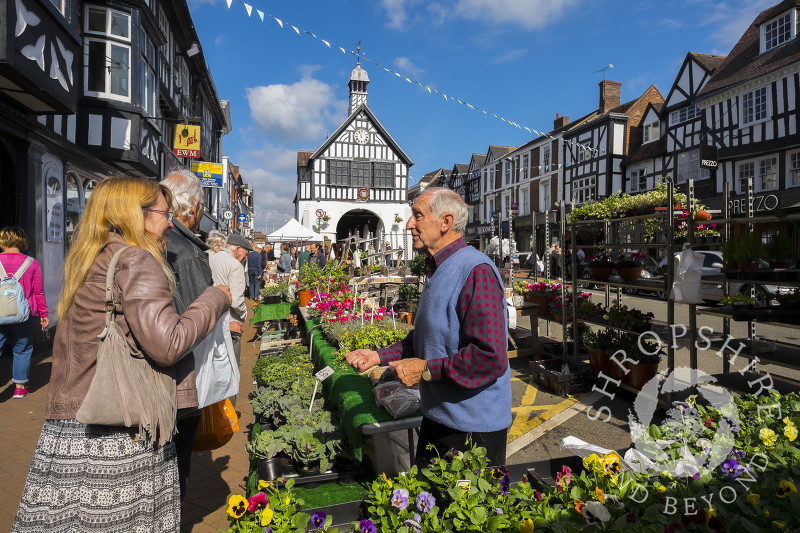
[206,230,227,249]
[161,168,204,217]
[419,187,468,235]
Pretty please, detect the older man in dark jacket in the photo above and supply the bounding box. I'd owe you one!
[161,168,213,501]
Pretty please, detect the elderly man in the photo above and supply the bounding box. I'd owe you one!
[309,241,327,267]
[209,233,250,375]
[345,187,511,467]
[160,168,213,500]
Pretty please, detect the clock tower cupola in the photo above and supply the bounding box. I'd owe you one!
[348,42,369,114]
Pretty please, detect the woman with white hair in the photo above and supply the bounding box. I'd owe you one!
[206,230,227,256]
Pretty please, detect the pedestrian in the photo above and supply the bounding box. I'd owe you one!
[384,241,392,267]
[345,187,511,467]
[209,233,249,374]
[205,229,227,256]
[309,242,326,267]
[297,245,311,269]
[265,243,276,262]
[277,243,292,274]
[0,226,48,399]
[13,176,230,532]
[290,246,298,269]
[247,241,263,300]
[161,168,219,501]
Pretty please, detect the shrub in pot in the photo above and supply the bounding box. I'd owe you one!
[765,231,792,268]
[737,230,763,269]
[246,431,290,481]
[721,235,739,269]
[626,335,663,390]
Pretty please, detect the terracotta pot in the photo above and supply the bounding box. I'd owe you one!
[695,209,712,221]
[553,313,563,323]
[587,267,613,281]
[611,359,630,383]
[298,290,311,307]
[526,295,551,316]
[616,266,642,283]
[588,349,613,374]
[628,362,659,389]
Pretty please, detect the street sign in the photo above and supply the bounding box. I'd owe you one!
[191,161,223,188]
[315,208,325,218]
[173,124,200,158]
[237,213,247,222]
[223,209,233,220]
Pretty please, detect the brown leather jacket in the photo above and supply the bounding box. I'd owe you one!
[45,235,230,420]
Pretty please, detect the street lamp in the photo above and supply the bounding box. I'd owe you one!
[509,202,519,282]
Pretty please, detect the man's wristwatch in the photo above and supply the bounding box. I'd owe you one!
[422,360,432,381]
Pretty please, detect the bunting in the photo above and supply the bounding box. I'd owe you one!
[219,0,603,156]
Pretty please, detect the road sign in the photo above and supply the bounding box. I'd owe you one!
[315,208,325,218]
[223,209,233,220]
[237,213,247,222]
[191,161,223,188]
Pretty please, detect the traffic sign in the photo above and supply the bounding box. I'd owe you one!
[223,209,233,220]
[237,213,247,222]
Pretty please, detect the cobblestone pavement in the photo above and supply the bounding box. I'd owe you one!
[0,300,262,533]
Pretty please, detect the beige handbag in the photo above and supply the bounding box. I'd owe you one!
[75,247,177,446]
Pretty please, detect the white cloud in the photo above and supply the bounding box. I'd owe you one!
[492,48,528,64]
[214,35,224,46]
[697,0,774,51]
[245,72,347,142]
[452,0,581,30]
[380,0,421,29]
[394,57,423,78]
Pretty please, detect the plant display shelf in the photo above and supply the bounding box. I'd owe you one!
[697,307,800,331]
[720,269,800,284]
[582,278,667,293]
[709,371,800,396]
[570,316,669,337]
[571,210,674,225]
[703,337,800,372]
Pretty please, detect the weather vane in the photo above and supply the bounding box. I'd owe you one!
[356,40,362,66]
[592,64,614,80]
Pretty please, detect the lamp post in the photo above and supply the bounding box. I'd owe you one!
[509,202,518,282]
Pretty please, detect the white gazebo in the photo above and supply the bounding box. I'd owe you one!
[266,218,324,243]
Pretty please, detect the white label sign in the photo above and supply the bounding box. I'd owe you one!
[315,366,335,381]
[223,209,234,220]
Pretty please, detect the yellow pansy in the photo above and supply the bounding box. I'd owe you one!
[785,424,798,441]
[595,487,605,503]
[783,417,795,427]
[379,472,393,488]
[705,505,717,518]
[745,492,760,506]
[583,454,600,471]
[261,505,274,526]
[760,428,778,446]
[520,518,535,533]
[258,480,273,490]
[227,495,247,519]
[656,484,666,494]
[777,480,797,498]
[600,452,621,476]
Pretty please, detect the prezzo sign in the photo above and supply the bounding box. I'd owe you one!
[729,194,779,215]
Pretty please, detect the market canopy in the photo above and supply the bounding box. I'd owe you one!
[266,218,323,243]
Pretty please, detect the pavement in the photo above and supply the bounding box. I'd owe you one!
[0,301,263,533]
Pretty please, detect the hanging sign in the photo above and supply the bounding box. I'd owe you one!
[357,188,370,201]
[173,124,200,158]
[700,145,718,169]
[191,161,224,188]
[237,213,247,222]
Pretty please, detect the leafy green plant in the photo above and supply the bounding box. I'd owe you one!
[737,230,764,263]
[246,429,289,460]
[720,293,755,306]
[250,387,285,425]
[292,429,339,472]
[765,231,792,262]
[409,253,428,277]
[722,234,739,264]
[332,323,411,354]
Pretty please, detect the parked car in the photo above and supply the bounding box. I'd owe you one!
[656,250,787,306]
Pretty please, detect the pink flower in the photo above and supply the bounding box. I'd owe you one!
[247,492,268,512]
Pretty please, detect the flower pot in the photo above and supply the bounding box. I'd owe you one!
[611,359,630,383]
[297,462,321,476]
[616,266,642,283]
[525,295,551,316]
[553,313,563,323]
[770,260,791,269]
[298,290,312,307]
[628,362,659,389]
[257,457,282,482]
[738,262,757,270]
[695,209,712,221]
[588,349,613,374]
[587,267,613,282]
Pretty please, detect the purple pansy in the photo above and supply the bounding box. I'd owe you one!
[359,519,376,533]
[416,491,436,514]
[311,511,326,529]
[391,488,410,510]
[500,474,511,495]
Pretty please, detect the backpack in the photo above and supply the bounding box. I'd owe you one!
[0,257,33,325]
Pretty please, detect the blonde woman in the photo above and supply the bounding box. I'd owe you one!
[13,177,231,532]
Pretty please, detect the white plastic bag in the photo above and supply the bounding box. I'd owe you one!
[671,244,704,304]
[192,313,240,408]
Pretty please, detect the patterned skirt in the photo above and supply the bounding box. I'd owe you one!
[12,419,180,532]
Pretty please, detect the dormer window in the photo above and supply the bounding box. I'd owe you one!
[643,121,659,143]
[760,10,797,53]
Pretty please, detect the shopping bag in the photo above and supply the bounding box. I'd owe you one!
[191,313,240,408]
[192,398,239,451]
[671,244,705,304]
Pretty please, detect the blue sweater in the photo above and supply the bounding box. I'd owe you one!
[414,245,512,433]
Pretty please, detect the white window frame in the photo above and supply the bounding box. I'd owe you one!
[643,121,659,143]
[539,179,551,212]
[541,144,551,173]
[676,148,710,184]
[520,187,529,215]
[84,6,131,102]
[760,10,797,53]
[85,6,131,40]
[486,197,494,223]
[522,154,529,180]
[740,86,770,126]
[669,105,701,126]
[628,168,647,193]
[572,176,596,205]
[504,161,512,186]
[736,155,779,193]
[788,150,800,188]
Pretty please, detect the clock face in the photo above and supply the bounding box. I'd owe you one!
[354,128,369,144]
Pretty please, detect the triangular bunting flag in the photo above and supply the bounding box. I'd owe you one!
[442,93,447,100]
[292,25,300,34]
[257,10,264,21]
[395,72,402,78]
[339,47,346,54]
[524,127,531,133]
[321,39,330,47]
[275,17,283,27]
[244,3,252,16]
[226,0,233,7]
[306,31,316,38]
[467,103,474,109]
[426,86,431,93]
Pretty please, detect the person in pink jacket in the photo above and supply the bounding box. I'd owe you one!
[0,226,48,399]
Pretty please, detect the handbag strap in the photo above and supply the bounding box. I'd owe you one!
[101,247,130,337]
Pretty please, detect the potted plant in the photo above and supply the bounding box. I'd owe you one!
[250,387,284,429]
[260,283,284,305]
[615,252,646,282]
[246,430,289,482]
[586,252,615,281]
[737,230,763,269]
[720,293,755,307]
[291,429,336,475]
[722,234,739,269]
[586,329,617,374]
[765,231,792,268]
[521,281,558,315]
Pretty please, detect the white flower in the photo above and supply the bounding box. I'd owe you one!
[675,460,700,477]
[695,438,713,452]
[583,501,611,524]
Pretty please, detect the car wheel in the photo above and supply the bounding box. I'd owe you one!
[742,286,769,307]
[579,271,595,290]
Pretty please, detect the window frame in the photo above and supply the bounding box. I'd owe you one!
[740,86,770,126]
[541,144,551,173]
[787,150,800,188]
[628,168,648,193]
[572,176,595,205]
[676,148,710,184]
[522,154,529,180]
[520,186,529,215]
[760,10,797,52]
[735,155,779,194]
[539,179,551,212]
[669,104,701,126]
[643,121,659,144]
[83,5,132,102]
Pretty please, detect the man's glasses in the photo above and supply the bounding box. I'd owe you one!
[144,208,174,222]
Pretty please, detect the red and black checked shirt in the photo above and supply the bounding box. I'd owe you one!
[378,238,508,388]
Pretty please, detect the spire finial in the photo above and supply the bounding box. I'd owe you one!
[356,40,362,66]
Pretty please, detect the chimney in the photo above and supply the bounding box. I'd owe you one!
[554,113,570,129]
[599,80,622,114]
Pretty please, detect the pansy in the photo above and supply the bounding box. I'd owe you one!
[595,487,605,503]
[227,494,247,518]
[600,452,621,476]
[358,519,376,533]
[777,480,797,498]
[247,492,268,512]
[745,492,760,506]
[760,427,778,446]
[403,516,422,533]
[500,474,511,495]
[721,458,744,482]
[582,501,611,525]
[391,488,409,510]
[785,424,798,441]
[261,506,274,527]
[520,518,535,533]
[310,511,326,529]
[416,491,436,514]
[258,479,274,490]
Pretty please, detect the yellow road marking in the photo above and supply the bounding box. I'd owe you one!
[508,376,578,440]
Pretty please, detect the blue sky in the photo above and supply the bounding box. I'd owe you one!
[186,0,774,233]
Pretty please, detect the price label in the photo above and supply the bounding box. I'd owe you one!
[315,366,335,381]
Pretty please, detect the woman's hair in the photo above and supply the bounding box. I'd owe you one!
[206,230,227,251]
[281,243,289,252]
[58,176,174,320]
[0,226,28,251]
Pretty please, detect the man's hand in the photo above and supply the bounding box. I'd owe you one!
[229,320,243,334]
[344,349,380,372]
[389,358,426,387]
